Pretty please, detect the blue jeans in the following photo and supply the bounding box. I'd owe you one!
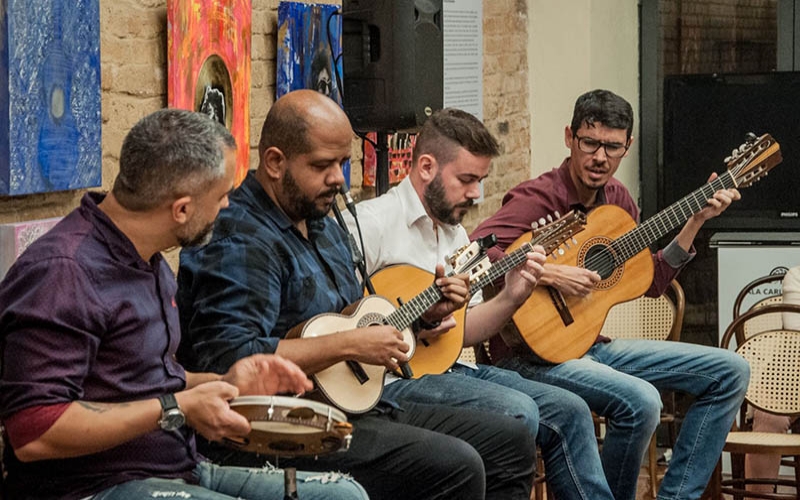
[499,339,749,500]
[90,461,369,500]
[198,400,531,500]
[383,364,614,500]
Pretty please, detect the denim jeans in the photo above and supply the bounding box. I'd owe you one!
[382,364,614,500]
[199,400,534,500]
[90,461,368,500]
[498,339,750,500]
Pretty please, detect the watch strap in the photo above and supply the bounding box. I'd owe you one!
[158,393,179,411]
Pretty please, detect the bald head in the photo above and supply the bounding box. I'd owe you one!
[258,90,353,162]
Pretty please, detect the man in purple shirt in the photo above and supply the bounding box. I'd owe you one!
[471,89,750,500]
[0,109,367,500]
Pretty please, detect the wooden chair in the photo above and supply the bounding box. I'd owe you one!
[597,279,686,499]
[709,303,800,499]
[734,274,800,483]
[733,274,785,338]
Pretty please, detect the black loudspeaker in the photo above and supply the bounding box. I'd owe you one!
[342,0,443,131]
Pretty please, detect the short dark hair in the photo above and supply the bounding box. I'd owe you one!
[113,109,236,211]
[413,108,500,165]
[258,98,314,161]
[570,89,634,140]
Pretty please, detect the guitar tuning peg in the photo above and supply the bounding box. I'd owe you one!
[745,132,757,143]
[554,211,561,218]
[563,242,571,250]
[538,217,547,226]
[724,156,732,163]
[558,248,565,256]
[571,237,578,245]
[546,214,553,223]
[531,221,539,230]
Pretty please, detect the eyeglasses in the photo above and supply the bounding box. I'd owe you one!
[575,136,629,158]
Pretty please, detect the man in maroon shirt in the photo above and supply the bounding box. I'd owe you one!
[470,89,750,500]
[0,109,366,500]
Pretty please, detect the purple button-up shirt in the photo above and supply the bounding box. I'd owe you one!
[0,193,197,500]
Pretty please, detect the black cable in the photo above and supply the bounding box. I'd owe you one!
[331,202,375,295]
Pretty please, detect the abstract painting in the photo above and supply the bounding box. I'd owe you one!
[277,2,350,184]
[168,0,251,186]
[0,0,102,195]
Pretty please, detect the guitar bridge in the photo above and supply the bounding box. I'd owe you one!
[547,287,574,326]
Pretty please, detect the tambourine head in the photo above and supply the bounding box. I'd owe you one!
[225,396,353,457]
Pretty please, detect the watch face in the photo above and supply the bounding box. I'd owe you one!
[160,409,186,431]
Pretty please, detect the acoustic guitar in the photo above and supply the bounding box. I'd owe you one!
[285,236,496,414]
[501,133,783,363]
[371,210,586,377]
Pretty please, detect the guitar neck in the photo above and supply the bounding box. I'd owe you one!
[385,284,444,331]
[603,170,736,268]
[470,242,533,293]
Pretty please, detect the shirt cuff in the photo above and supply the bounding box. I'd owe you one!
[663,239,695,268]
[5,403,71,450]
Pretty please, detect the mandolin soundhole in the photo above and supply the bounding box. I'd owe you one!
[358,313,386,328]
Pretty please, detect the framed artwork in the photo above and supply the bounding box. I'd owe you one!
[0,217,62,278]
[0,0,101,195]
[168,0,251,186]
[362,133,416,187]
[276,2,350,184]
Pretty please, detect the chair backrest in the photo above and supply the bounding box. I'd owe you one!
[458,340,492,365]
[722,303,800,416]
[599,280,685,342]
[732,274,784,340]
[457,347,477,364]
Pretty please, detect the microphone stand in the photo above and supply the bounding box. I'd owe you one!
[331,202,375,295]
[331,196,413,379]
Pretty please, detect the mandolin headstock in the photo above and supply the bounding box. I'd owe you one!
[530,210,587,256]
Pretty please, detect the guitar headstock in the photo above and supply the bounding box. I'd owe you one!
[530,210,587,255]
[725,133,782,189]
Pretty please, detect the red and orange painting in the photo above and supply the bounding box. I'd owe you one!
[167,0,251,186]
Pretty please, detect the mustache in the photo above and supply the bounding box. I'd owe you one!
[455,199,474,209]
[320,188,339,198]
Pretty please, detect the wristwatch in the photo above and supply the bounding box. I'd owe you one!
[157,393,185,431]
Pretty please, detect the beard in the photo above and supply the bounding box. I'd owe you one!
[178,218,215,248]
[423,173,473,226]
[282,168,338,221]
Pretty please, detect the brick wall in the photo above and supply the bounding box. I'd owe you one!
[0,0,531,266]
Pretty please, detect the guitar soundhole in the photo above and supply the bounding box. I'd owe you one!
[358,312,386,328]
[583,244,616,280]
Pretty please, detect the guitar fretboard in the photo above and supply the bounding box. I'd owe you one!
[593,171,735,271]
[384,284,443,331]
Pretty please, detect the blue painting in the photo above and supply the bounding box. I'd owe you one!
[276,2,350,184]
[0,0,101,196]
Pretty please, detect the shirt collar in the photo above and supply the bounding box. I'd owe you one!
[558,158,607,212]
[397,177,431,228]
[239,170,328,238]
[239,171,294,231]
[396,176,464,241]
[80,192,162,270]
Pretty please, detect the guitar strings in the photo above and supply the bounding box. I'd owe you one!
[578,173,734,277]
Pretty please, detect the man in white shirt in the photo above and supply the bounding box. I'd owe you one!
[344,108,615,499]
